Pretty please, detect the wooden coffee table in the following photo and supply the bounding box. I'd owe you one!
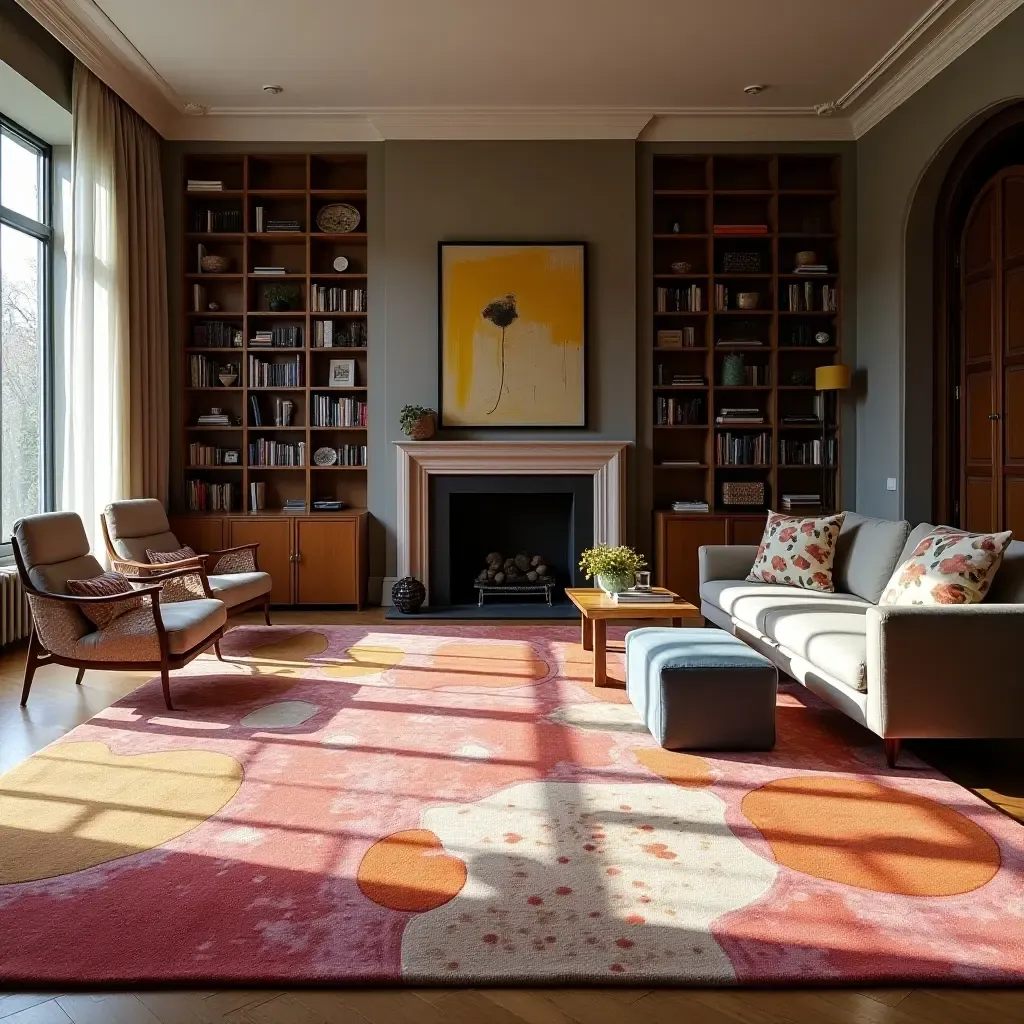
[565,587,701,687]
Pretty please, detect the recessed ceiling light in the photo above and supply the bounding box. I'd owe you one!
[743,84,768,96]
[263,85,284,95]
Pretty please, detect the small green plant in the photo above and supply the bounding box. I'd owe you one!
[264,284,299,309]
[399,404,436,435]
[578,544,647,580]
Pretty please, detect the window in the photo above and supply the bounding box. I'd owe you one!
[0,116,52,549]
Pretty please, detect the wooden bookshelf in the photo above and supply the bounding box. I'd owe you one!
[175,153,370,606]
[650,154,844,599]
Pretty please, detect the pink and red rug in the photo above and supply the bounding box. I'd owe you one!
[1,624,1022,986]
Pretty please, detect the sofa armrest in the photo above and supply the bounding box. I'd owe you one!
[698,545,758,586]
[865,604,1024,739]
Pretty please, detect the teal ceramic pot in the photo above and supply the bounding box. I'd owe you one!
[597,571,633,595]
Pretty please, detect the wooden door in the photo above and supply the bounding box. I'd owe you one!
[657,516,727,606]
[295,518,359,605]
[960,167,1024,537]
[169,517,224,555]
[228,518,293,604]
[729,516,768,546]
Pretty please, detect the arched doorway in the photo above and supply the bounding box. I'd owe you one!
[933,104,1024,535]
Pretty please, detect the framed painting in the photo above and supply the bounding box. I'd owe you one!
[438,242,587,427]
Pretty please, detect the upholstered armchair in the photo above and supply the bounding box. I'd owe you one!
[101,499,272,624]
[12,512,227,710]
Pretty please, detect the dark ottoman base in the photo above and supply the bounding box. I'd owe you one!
[625,627,778,750]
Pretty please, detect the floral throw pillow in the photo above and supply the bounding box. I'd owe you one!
[746,511,846,592]
[879,525,1012,606]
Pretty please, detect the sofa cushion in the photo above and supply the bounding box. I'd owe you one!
[746,511,846,592]
[832,512,910,604]
[701,579,873,628]
[74,598,226,661]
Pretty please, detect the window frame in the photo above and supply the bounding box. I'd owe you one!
[0,114,54,552]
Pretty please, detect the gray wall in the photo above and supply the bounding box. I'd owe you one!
[856,5,1024,521]
[0,0,72,110]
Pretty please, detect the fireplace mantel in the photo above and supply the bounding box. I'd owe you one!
[394,440,630,598]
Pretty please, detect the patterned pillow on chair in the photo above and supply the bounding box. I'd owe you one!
[879,525,1012,606]
[67,572,143,629]
[746,511,847,592]
[146,545,198,564]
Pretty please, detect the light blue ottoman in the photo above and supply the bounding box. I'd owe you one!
[625,628,778,750]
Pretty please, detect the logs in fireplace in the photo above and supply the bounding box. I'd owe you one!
[473,551,556,606]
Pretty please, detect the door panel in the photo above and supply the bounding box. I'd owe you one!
[1004,174,1024,260]
[964,190,994,272]
[296,518,358,605]
[1005,365,1024,464]
[662,518,727,606]
[729,517,768,546]
[964,476,995,534]
[963,278,995,364]
[1005,477,1024,539]
[228,518,293,604]
[169,517,224,555]
[964,371,994,464]
[1006,264,1024,358]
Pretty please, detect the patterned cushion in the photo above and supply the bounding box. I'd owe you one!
[746,511,846,593]
[879,525,1013,606]
[66,572,142,629]
[147,545,198,564]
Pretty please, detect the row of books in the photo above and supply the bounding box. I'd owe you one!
[187,444,237,466]
[656,285,703,313]
[248,355,303,388]
[716,407,765,425]
[310,286,367,313]
[253,207,301,233]
[786,282,838,312]
[191,322,242,348]
[312,395,367,427]
[250,326,302,348]
[248,440,307,466]
[655,396,703,426]
[187,480,236,512]
[190,208,242,233]
[781,493,822,510]
[188,354,233,389]
[717,432,770,466]
[779,438,837,467]
[329,444,368,467]
[313,320,367,348]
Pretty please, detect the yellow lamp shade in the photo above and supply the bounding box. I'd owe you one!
[815,364,851,391]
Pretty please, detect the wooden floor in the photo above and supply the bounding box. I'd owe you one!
[2,609,1022,1023]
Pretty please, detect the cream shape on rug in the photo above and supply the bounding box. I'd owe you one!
[240,701,320,729]
[401,780,778,981]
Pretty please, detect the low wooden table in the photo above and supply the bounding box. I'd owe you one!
[565,587,702,687]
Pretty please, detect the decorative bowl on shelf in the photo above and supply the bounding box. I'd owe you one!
[795,250,818,267]
[316,203,360,234]
[736,292,761,309]
[200,254,230,273]
[313,446,338,466]
[670,261,692,274]
[218,372,238,387]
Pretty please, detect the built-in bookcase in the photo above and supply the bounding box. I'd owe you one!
[651,154,843,516]
[180,153,369,516]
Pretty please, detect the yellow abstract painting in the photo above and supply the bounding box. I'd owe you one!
[440,243,586,426]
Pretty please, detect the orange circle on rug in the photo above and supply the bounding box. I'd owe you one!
[322,645,405,679]
[635,748,713,788]
[741,776,1000,896]
[388,642,548,689]
[357,829,467,911]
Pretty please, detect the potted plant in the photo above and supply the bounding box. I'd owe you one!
[579,544,647,595]
[264,284,299,312]
[399,404,436,440]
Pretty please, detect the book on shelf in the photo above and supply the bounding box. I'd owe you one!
[781,494,822,510]
[713,224,768,235]
[282,498,307,513]
[659,460,702,467]
[266,220,301,233]
[781,414,821,426]
[313,320,368,348]
[312,394,367,427]
[715,338,765,348]
[655,395,703,426]
[190,208,242,233]
[249,394,263,427]
[786,281,837,312]
[188,353,236,388]
[716,407,765,425]
[252,266,286,275]
[311,286,367,313]
[779,437,836,467]
[187,180,224,191]
[249,325,302,348]
[655,285,703,313]
[612,589,674,604]
[794,265,829,275]
[188,480,235,512]
[671,500,709,512]
[248,354,303,388]
[196,414,231,426]
[191,282,207,312]
[192,321,243,348]
[716,431,770,466]
[313,500,347,511]
[248,439,307,467]
[249,482,266,512]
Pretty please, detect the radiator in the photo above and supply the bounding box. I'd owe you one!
[0,566,30,646]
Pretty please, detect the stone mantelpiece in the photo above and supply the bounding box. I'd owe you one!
[394,441,630,601]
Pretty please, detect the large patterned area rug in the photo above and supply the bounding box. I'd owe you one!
[1,624,1023,986]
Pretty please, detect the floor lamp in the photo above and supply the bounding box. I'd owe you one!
[814,364,850,512]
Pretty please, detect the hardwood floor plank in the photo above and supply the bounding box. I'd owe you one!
[135,992,282,1024]
[56,994,162,1024]
[230,995,345,1024]
[292,990,448,1024]
[3,1003,72,1024]
[0,996,61,1021]
[477,990,581,1024]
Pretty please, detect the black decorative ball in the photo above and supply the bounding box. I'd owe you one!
[391,576,426,614]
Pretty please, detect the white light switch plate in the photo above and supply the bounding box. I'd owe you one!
[886,478,897,491]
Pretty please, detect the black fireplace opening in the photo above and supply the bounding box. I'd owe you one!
[429,474,594,609]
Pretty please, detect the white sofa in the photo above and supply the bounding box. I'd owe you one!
[698,513,1024,765]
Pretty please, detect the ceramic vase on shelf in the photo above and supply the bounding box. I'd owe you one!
[596,571,633,595]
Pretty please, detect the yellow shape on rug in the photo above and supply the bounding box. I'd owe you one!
[322,644,406,679]
[248,630,330,676]
[0,742,242,884]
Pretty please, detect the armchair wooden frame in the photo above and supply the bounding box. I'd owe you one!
[99,517,271,625]
[13,538,226,712]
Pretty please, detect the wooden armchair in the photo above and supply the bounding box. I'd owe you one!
[12,511,227,710]
[101,499,272,624]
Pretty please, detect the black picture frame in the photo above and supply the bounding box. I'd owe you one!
[437,241,589,429]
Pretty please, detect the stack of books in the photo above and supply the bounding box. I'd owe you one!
[612,588,674,604]
[664,372,705,387]
[659,459,703,468]
[249,330,274,348]
[782,493,822,511]
[282,498,307,514]
[197,411,232,426]
[187,180,223,192]
[713,224,768,235]
[267,220,301,233]
[252,266,286,275]
[716,407,765,425]
[781,413,820,426]
[716,337,764,348]
[671,499,709,513]
[313,500,346,512]
[794,263,829,275]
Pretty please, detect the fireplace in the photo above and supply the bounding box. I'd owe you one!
[429,475,593,609]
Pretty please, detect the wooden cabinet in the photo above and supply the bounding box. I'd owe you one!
[168,511,368,607]
[229,518,294,606]
[654,512,766,606]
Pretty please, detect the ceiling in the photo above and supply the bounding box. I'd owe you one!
[15,0,1024,139]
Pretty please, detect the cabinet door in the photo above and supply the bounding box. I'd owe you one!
[661,518,728,606]
[730,517,768,547]
[228,518,293,604]
[296,518,359,605]
[169,517,224,555]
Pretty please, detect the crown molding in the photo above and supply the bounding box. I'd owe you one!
[641,109,855,142]
[846,0,1024,137]
[13,0,181,135]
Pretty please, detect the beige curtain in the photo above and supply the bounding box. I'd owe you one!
[63,63,168,554]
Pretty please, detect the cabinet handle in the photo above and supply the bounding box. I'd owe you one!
[989,413,1001,421]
